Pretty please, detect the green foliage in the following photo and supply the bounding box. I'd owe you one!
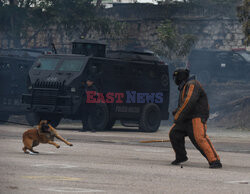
[178,34,197,57]
[38,0,95,26]
[237,0,250,45]
[157,20,177,51]
[0,0,123,47]
[0,3,27,33]
[156,19,197,59]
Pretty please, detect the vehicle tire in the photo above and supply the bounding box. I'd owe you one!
[88,103,109,131]
[105,119,116,130]
[139,103,161,132]
[121,120,139,127]
[25,112,40,126]
[197,71,211,85]
[0,113,10,124]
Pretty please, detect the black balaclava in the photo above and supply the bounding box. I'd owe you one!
[173,68,190,86]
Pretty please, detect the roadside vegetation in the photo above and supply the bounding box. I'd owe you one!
[0,0,125,47]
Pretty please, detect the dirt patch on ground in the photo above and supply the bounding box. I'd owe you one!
[205,81,250,130]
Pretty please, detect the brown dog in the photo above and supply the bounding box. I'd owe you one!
[22,120,73,154]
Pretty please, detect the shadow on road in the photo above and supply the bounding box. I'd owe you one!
[57,126,142,133]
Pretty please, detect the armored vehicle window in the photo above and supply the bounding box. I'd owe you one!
[59,59,83,72]
[237,52,250,62]
[34,58,59,70]
[232,53,244,63]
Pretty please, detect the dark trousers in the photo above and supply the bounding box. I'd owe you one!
[82,103,96,130]
[169,118,220,163]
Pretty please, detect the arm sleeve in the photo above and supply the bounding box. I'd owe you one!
[174,83,199,123]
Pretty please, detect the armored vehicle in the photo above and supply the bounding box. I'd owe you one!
[0,49,47,122]
[22,40,170,132]
[188,49,250,84]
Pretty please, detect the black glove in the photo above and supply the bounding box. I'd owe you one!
[172,109,177,116]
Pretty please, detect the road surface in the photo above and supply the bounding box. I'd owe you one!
[0,123,250,193]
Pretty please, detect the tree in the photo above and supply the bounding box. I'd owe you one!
[11,0,18,5]
[155,19,197,60]
[96,0,102,8]
[238,0,250,46]
[0,0,124,48]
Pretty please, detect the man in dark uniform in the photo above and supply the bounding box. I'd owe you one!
[169,68,222,168]
[81,75,97,132]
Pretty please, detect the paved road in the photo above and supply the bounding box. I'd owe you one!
[0,124,250,194]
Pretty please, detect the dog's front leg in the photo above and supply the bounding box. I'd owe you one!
[48,125,73,146]
[55,134,73,146]
[48,140,60,148]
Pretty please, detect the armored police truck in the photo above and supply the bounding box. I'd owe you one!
[22,40,170,132]
[0,49,46,122]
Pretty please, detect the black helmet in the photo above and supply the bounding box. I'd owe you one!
[173,68,190,85]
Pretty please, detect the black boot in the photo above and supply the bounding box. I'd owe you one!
[209,160,222,169]
[171,156,188,165]
[80,122,88,132]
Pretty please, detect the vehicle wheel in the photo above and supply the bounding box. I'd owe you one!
[139,103,161,132]
[0,113,10,124]
[197,71,211,85]
[25,112,40,126]
[121,120,139,127]
[105,119,116,130]
[88,103,109,131]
